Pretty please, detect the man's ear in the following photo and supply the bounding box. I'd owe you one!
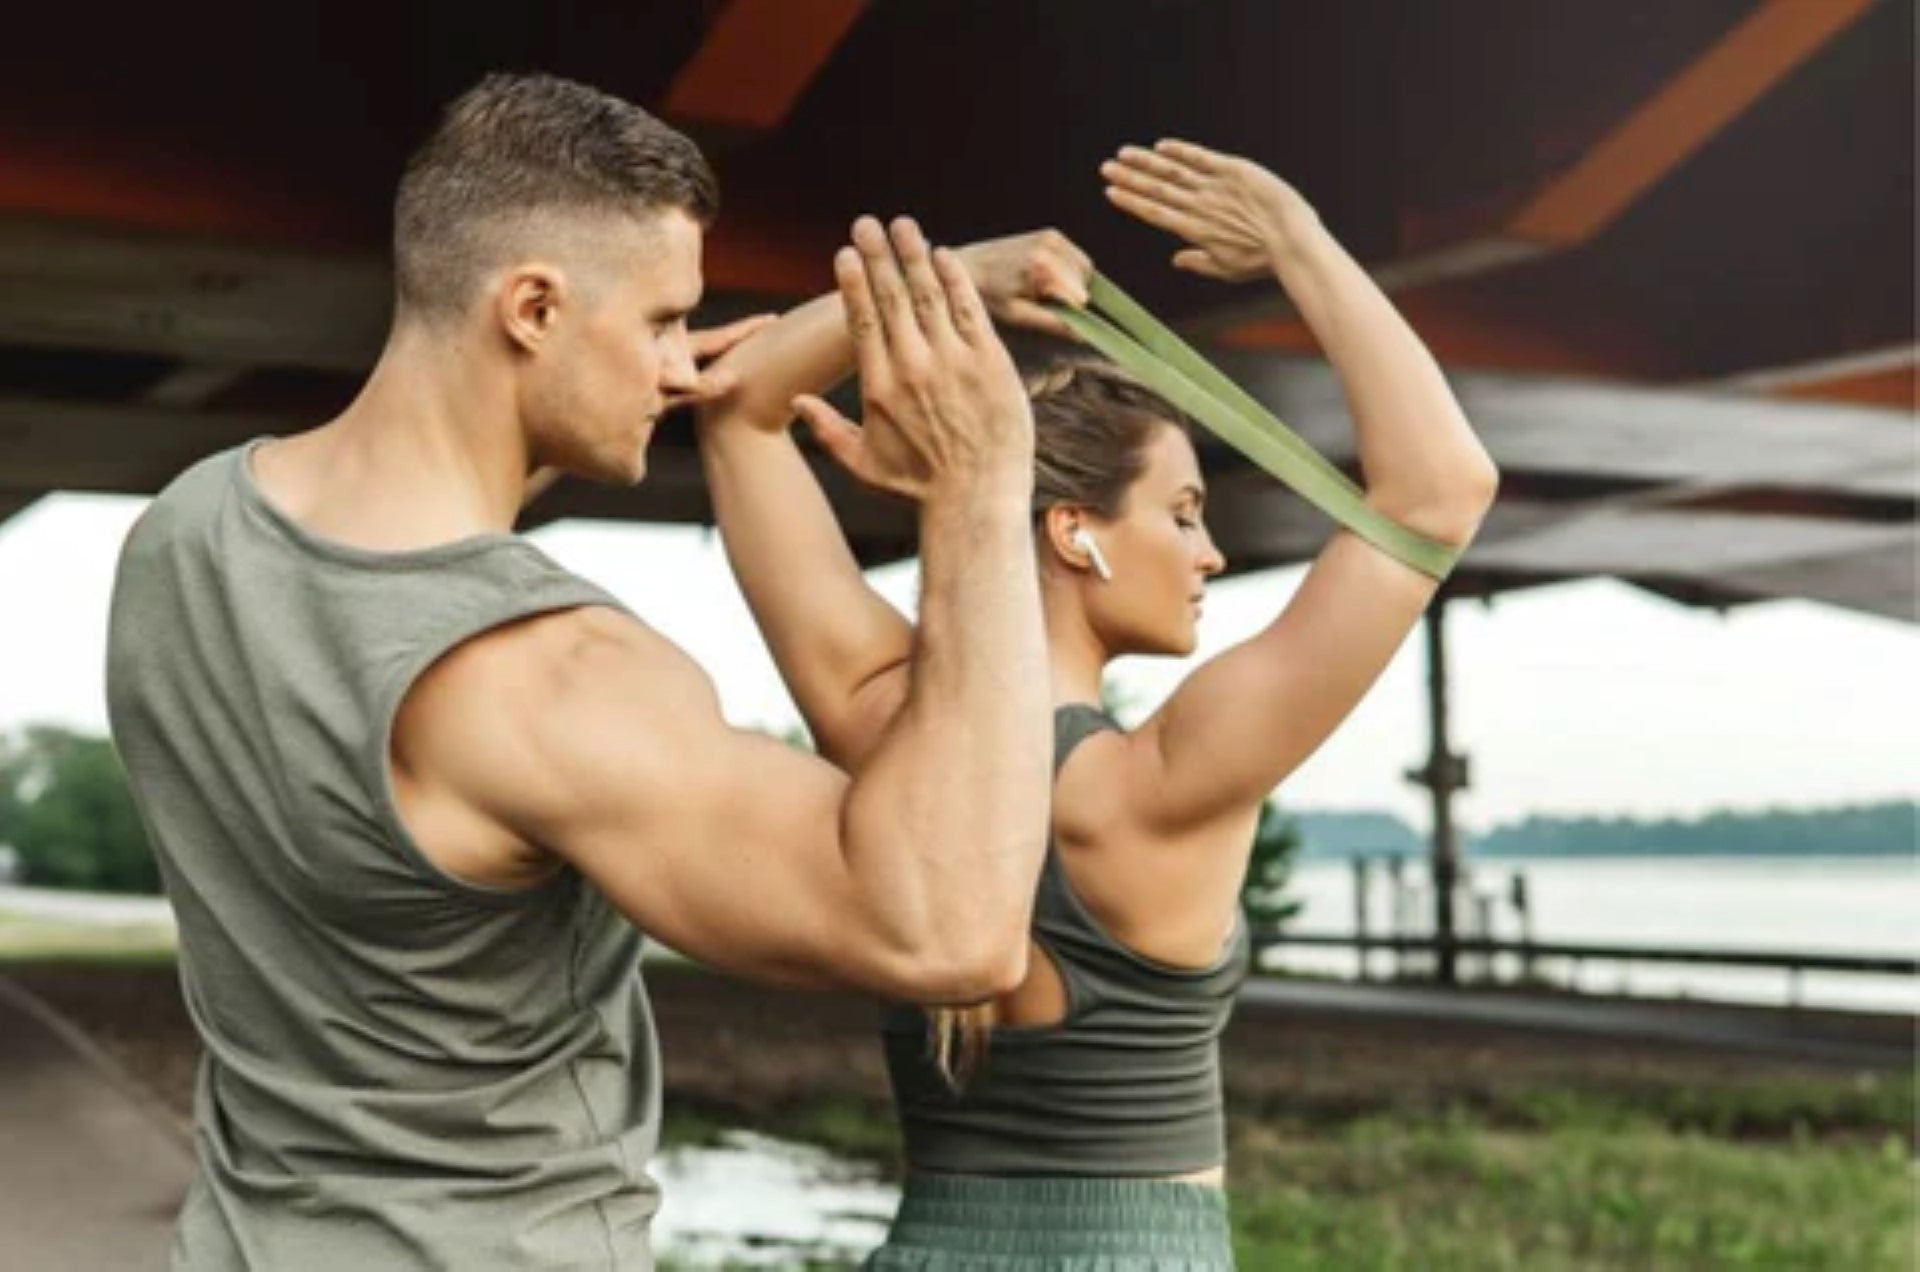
[498,263,568,354]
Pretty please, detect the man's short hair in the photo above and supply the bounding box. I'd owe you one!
[394,72,719,321]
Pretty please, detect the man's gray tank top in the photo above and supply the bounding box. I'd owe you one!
[883,704,1253,1177]
[105,441,660,1270]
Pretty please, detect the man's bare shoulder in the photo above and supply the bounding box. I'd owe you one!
[430,604,707,711]
[397,604,724,826]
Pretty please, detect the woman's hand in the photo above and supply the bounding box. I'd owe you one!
[956,229,1093,338]
[1101,139,1320,282]
[792,217,1032,504]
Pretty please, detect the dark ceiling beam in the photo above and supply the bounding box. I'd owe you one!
[0,218,389,374]
[0,216,811,376]
[1196,0,1881,343]
[0,396,294,492]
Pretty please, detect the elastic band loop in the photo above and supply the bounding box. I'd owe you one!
[1048,274,1460,580]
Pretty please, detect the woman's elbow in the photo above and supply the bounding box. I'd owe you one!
[1373,461,1499,547]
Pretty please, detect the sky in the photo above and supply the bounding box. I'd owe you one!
[1,491,1915,833]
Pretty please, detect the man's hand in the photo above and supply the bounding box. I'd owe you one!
[957,230,1094,338]
[1101,139,1320,282]
[791,216,1032,503]
[527,312,775,504]
[663,313,779,412]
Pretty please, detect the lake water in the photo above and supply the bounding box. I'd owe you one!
[1272,854,1920,1012]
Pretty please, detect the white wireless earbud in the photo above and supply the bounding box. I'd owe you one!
[1071,528,1114,581]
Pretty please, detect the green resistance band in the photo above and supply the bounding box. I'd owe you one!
[1048,274,1460,581]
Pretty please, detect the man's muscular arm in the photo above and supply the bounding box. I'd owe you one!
[393,220,1051,1000]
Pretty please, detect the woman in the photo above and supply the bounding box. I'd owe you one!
[698,141,1499,1269]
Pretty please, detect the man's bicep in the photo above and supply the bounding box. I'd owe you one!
[514,631,890,991]
[590,726,878,989]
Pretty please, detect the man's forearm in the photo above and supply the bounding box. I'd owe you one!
[840,481,1049,983]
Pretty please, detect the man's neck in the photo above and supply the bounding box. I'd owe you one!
[257,325,533,551]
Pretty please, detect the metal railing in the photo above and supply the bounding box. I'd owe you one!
[1250,929,1918,1006]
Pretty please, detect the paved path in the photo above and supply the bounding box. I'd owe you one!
[0,976,192,1272]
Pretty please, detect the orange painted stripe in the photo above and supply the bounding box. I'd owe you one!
[1510,0,1879,244]
[0,135,365,248]
[1773,364,1917,411]
[664,0,869,131]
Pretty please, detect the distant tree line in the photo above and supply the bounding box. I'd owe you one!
[0,726,159,894]
[1470,802,1917,859]
[1293,801,1918,861]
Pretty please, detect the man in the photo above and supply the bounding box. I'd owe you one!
[106,71,1068,1269]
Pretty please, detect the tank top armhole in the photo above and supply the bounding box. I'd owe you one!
[986,923,1089,1043]
[368,583,628,908]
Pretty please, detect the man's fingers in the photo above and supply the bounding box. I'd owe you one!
[690,313,776,361]
[932,246,995,347]
[852,215,928,364]
[1104,183,1209,243]
[792,395,866,469]
[892,217,958,347]
[834,245,888,376]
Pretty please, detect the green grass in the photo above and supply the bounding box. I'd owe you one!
[665,1081,1915,1271]
[0,914,177,964]
[1234,1072,1917,1146]
[1230,1112,1913,1270]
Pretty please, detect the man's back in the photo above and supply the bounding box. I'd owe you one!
[107,441,660,1270]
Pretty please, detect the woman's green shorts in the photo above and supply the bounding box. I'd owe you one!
[863,1174,1234,1270]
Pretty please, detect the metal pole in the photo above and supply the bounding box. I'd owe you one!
[1353,858,1372,981]
[1406,597,1468,985]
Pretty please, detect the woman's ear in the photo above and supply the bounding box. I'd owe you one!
[1043,505,1109,579]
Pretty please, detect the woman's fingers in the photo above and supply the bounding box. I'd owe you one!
[1103,182,1209,243]
[1153,137,1229,175]
[1115,144,1202,191]
[1101,156,1197,212]
[1172,248,1231,280]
